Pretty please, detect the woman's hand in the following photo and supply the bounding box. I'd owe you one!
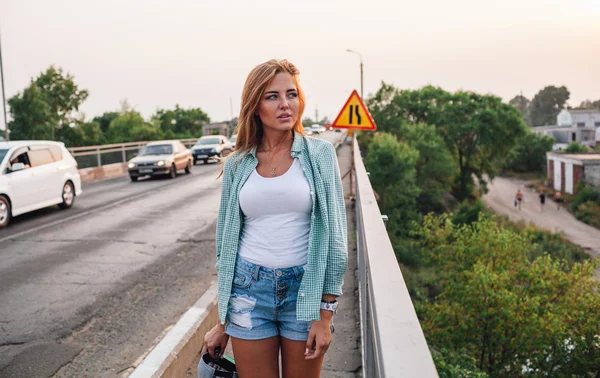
[201,323,229,359]
[305,312,333,360]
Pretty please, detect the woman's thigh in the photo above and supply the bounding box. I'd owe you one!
[231,336,280,378]
[281,337,324,378]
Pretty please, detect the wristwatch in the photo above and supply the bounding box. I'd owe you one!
[320,300,338,314]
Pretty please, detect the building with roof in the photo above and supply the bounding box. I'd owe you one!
[547,152,600,194]
[533,109,600,150]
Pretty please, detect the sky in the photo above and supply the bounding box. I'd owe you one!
[1,0,599,132]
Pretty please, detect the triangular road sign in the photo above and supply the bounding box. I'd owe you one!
[331,90,376,131]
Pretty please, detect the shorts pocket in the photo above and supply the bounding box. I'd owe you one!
[232,270,253,289]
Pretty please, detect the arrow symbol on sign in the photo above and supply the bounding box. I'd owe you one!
[349,105,362,125]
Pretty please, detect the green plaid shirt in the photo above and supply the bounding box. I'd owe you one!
[215,133,348,323]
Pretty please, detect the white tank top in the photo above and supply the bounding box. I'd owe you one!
[238,159,312,268]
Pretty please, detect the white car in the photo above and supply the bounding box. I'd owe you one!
[0,141,82,228]
[191,135,233,164]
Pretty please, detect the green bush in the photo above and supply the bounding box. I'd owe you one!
[452,200,485,226]
[565,142,589,153]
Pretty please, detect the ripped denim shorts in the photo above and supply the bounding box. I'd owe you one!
[225,255,311,341]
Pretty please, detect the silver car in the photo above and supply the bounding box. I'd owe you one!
[127,140,193,182]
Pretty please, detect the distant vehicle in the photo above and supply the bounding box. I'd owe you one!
[229,134,238,149]
[0,140,82,228]
[303,127,313,136]
[311,125,322,134]
[191,135,233,164]
[128,140,192,181]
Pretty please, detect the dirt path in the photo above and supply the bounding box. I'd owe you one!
[482,176,600,258]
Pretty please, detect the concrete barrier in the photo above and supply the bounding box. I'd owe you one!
[79,162,129,183]
[129,282,219,378]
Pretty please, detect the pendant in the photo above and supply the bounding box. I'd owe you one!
[271,169,276,177]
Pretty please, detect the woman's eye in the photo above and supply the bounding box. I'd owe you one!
[266,95,277,100]
[288,92,298,98]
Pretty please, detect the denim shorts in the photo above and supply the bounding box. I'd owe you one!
[225,256,311,341]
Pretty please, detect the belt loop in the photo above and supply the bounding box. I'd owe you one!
[252,264,260,282]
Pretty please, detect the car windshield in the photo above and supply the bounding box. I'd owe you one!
[229,135,237,143]
[196,137,220,145]
[0,149,8,163]
[139,144,173,156]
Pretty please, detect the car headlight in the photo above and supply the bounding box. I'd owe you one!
[157,161,165,166]
[211,148,217,153]
[128,163,135,169]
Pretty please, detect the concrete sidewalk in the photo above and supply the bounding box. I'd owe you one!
[321,141,362,378]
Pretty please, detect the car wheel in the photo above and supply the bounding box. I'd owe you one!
[0,196,11,228]
[58,181,75,209]
[185,160,192,174]
[203,159,208,164]
[169,164,177,179]
[193,158,198,165]
[130,175,138,182]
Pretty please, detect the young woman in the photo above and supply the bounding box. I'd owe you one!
[201,59,348,378]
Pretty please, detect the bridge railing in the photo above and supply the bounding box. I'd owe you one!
[68,139,198,169]
[353,138,438,377]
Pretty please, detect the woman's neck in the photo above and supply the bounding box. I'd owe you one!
[261,129,293,152]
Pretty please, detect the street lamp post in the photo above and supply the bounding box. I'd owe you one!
[0,28,8,141]
[346,49,363,99]
[345,49,364,199]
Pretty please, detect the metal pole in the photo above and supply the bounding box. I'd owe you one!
[0,28,9,141]
[346,49,363,199]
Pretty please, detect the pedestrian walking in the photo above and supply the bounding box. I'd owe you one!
[554,191,562,210]
[539,189,546,212]
[201,59,348,378]
[515,189,524,210]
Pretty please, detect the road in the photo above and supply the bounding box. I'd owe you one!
[0,131,346,378]
[482,176,600,257]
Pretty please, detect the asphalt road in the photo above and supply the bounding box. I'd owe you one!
[0,131,345,378]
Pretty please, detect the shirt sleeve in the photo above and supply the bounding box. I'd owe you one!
[215,158,234,270]
[319,143,348,296]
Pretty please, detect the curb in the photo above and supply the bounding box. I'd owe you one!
[129,282,219,378]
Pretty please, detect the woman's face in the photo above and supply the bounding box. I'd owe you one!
[257,72,299,133]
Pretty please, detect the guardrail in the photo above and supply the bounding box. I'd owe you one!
[353,138,438,377]
[68,139,198,169]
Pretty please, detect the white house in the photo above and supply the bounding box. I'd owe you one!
[533,109,600,150]
[547,152,600,194]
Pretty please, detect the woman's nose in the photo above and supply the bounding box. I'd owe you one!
[279,97,290,109]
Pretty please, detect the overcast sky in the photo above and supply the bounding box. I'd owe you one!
[1,0,599,131]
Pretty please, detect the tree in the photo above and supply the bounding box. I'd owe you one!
[367,84,527,200]
[416,214,600,376]
[530,86,570,126]
[365,133,421,262]
[152,105,210,139]
[92,112,119,134]
[399,123,456,213]
[508,94,531,126]
[7,83,55,140]
[576,99,600,110]
[106,109,152,143]
[504,131,554,173]
[7,66,89,141]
